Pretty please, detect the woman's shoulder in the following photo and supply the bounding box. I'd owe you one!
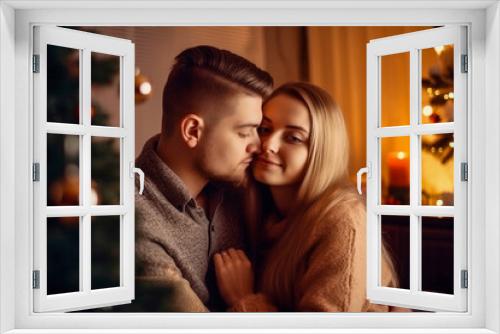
[321,187,365,227]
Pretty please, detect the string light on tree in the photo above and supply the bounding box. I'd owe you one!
[135,68,152,104]
[423,105,433,117]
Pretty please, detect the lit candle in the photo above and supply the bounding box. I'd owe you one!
[387,151,410,187]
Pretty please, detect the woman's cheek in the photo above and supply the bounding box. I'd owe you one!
[285,149,308,183]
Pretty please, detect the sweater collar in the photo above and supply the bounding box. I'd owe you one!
[136,134,195,212]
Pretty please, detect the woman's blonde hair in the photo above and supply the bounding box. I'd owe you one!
[251,82,398,310]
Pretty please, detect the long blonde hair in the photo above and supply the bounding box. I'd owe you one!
[250,82,397,310]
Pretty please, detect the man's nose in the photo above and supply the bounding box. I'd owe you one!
[247,133,261,154]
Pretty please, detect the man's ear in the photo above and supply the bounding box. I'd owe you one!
[180,114,205,148]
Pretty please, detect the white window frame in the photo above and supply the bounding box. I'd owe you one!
[32,26,136,312]
[0,1,499,333]
[365,26,468,312]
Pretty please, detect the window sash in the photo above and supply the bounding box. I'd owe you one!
[366,26,468,312]
[32,26,135,313]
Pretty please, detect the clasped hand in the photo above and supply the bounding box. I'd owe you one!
[214,248,255,307]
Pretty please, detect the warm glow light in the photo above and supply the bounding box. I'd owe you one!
[396,151,406,160]
[438,147,443,153]
[435,89,440,95]
[64,136,79,157]
[449,142,454,148]
[65,164,79,178]
[91,188,99,205]
[436,199,444,206]
[444,94,449,100]
[448,92,454,99]
[139,82,152,95]
[422,105,433,117]
[427,87,433,96]
[434,45,445,55]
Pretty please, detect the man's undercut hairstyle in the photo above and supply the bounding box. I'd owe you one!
[162,45,274,135]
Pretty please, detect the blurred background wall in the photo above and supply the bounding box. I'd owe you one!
[87,26,427,182]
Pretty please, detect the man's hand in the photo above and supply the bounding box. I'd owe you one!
[214,248,255,307]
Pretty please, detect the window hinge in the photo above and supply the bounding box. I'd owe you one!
[33,163,40,182]
[461,54,468,73]
[33,270,40,289]
[32,55,40,73]
[461,270,468,289]
[461,162,468,181]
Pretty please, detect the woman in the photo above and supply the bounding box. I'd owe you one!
[214,82,404,312]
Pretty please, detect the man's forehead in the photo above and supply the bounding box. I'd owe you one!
[231,93,263,108]
[226,96,263,118]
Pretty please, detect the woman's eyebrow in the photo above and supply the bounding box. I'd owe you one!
[286,125,309,133]
[263,116,309,133]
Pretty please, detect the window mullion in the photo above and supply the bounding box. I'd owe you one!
[374,205,454,216]
[409,48,421,293]
[81,48,92,294]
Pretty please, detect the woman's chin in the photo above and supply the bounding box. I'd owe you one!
[253,167,274,185]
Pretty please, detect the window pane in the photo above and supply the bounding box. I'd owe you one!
[381,136,410,205]
[381,215,410,290]
[47,45,80,124]
[422,216,454,294]
[47,134,80,206]
[421,134,454,206]
[381,52,410,127]
[91,216,120,290]
[421,45,454,124]
[91,52,121,127]
[91,137,121,205]
[47,217,80,295]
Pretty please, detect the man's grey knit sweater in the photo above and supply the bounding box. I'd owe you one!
[134,134,246,311]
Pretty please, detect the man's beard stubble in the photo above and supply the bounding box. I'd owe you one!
[195,152,250,188]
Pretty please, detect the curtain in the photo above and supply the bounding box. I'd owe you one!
[306,26,428,181]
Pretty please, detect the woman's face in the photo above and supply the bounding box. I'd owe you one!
[253,94,311,187]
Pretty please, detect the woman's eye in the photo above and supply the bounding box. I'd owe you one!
[286,134,303,144]
[238,132,251,138]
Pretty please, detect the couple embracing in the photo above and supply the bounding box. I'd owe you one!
[133,45,404,312]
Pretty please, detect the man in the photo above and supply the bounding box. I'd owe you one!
[133,45,273,311]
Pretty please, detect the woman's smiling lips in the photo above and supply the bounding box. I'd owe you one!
[255,156,282,167]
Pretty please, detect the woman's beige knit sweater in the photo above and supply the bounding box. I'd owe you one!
[230,197,408,312]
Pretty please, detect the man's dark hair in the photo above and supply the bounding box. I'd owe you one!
[162,45,274,135]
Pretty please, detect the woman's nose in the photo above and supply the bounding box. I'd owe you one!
[261,135,279,154]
